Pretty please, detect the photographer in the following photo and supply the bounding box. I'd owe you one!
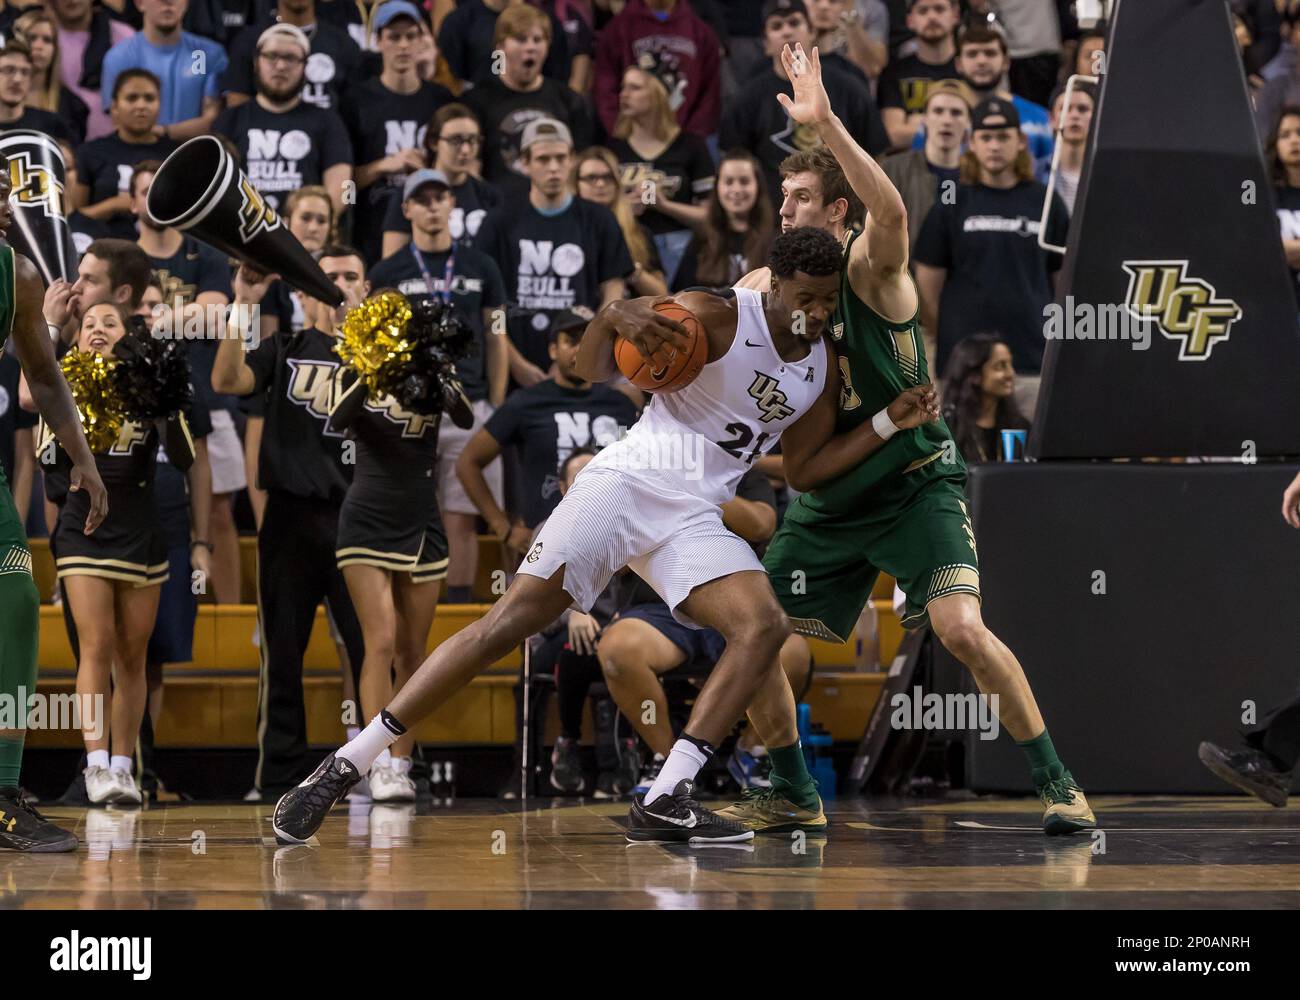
[368,169,509,605]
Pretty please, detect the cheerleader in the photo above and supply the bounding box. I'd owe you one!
[43,302,194,805]
[328,300,455,802]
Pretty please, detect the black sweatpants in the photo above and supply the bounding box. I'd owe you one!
[255,491,365,792]
[1247,691,1300,772]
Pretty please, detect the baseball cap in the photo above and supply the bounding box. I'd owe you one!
[257,23,310,57]
[520,117,573,153]
[403,168,451,201]
[922,78,977,112]
[970,97,1021,132]
[373,0,423,32]
[761,0,808,27]
[548,308,592,341]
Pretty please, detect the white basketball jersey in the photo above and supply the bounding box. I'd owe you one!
[586,286,828,504]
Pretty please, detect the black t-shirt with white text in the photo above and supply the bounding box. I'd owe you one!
[75,133,180,241]
[381,173,503,248]
[484,379,639,527]
[913,180,1069,374]
[367,243,508,402]
[1276,184,1300,309]
[474,195,633,371]
[213,99,352,213]
[464,77,593,199]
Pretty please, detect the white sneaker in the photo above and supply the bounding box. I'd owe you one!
[110,768,143,806]
[346,773,372,802]
[369,764,417,803]
[85,766,119,805]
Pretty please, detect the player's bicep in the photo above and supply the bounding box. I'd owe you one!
[10,262,57,382]
[781,361,840,468]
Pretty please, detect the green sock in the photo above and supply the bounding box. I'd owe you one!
[767,742,820,809]
[1018,729,1067,787]
[0,569,40,789]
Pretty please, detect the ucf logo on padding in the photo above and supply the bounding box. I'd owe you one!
[8,152,64,218]
[749,372,795,423]
[237,175,280,243]
[1121,260,1242,361]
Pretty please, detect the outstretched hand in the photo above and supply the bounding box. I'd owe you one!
[776,44,831,126]
[886,384,941,431]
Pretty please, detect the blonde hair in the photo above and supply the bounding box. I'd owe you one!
[493,5,552,47]
[958,146,1035,185]
[572,146,654,270]
[612,67,679,144]
[13,10,62,114]
[284,186,336,240]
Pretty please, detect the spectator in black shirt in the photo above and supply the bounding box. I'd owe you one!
[457,311,640,554]
[0,42,74,142]
[720,0,888,206]
[573,146,668,298]
[1269,106,1300,311]
[876,0,960,149]
[938,333,1030,465]
[675,149,775,291]
[462,3,592,199]
[473,117,632,381]
[343,0,453,265]
[536,0,595,93]
[380,103,503,257]
[913,97,1068,418]
[606,63,714,289]
[73,69,179,241]
[222,0,364,113]
[12,9,90,143]
[437,0,571,90]
[212,22,354,217]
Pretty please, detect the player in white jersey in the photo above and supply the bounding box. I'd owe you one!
[271,228,940,845]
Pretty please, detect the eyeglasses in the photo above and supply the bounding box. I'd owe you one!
[440,134,481,148]
[0,65,32,78]
[258,51,306,67]
[578,172,615,185]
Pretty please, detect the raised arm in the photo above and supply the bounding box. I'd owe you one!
[213,265,277,397]
[9,253,107,534]
[778,45,912,307]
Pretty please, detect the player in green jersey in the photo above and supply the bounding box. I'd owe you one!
[0,156,108,851]
[719,45,1095,837]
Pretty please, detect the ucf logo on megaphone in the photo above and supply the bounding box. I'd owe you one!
[8,151,64,219]
[237,175,279,244]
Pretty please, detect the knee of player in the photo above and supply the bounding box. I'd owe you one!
[727,611,790,662]
[933,614,992,663]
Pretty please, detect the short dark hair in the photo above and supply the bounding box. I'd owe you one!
[768,226,844,280]
[559,446,597,481]
[113,68,161,101]
[84,239,151,310]
[428,102,479,144]
[779,145,865,229]
[318,243,366,276]
[0,40,32,64]
[129,159,163,198]
[957,22,1009,57]
[1048,80,1097,116]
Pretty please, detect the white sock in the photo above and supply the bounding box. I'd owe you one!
[110,755,132,774]
[339,715,401,775]
[390,756,412,774]
[372,748,392,771]
[645,738,710,804]
[345,726,360,742]
[87,750,109,770]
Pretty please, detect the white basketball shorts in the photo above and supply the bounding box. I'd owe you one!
[515,465,762,628]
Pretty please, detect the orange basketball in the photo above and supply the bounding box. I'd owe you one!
[613,301,708,393]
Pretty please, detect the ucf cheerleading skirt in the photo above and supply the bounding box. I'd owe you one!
[55,480,168,587]
[335,479,449,584]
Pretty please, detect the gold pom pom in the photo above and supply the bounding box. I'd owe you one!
[60,350,125,453]
[335,291,414,399]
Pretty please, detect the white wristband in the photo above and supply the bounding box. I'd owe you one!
[871,407,900,441]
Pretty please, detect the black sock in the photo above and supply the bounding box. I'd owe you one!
[555,649,600,741]
[446,585,472,604]
[380,709,407,736]
[680,731,716,761]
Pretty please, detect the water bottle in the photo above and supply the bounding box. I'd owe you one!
[807,724,837,799]
[443,760,456,803]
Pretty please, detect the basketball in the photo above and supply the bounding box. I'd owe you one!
[613,300,708,393]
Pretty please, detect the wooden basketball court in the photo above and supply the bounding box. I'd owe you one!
[6,795,1299,909]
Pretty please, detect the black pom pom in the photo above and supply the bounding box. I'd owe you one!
[111,325,194,421]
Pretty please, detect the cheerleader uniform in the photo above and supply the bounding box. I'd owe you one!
[44,412,194,587]
[329,372,448,584]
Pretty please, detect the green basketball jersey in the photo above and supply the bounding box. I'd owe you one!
[0,243,31,570]
[796,230,962,517]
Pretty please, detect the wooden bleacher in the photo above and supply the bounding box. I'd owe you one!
[25,536,900,749]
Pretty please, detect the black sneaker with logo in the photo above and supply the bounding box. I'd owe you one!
[272,753,362,844]
[627,779,754,843]
[0,786,78,853]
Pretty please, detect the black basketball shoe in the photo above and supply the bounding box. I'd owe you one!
[1198,741,1290,807]
[272,753,362,844]
[627,779,754,843]
[0,786,78,853]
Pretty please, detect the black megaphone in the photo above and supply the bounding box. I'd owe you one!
[0,130,77,285]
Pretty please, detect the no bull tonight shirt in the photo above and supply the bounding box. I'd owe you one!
[213,99,352,211]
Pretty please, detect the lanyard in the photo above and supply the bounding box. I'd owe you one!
[410,243,455,303]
